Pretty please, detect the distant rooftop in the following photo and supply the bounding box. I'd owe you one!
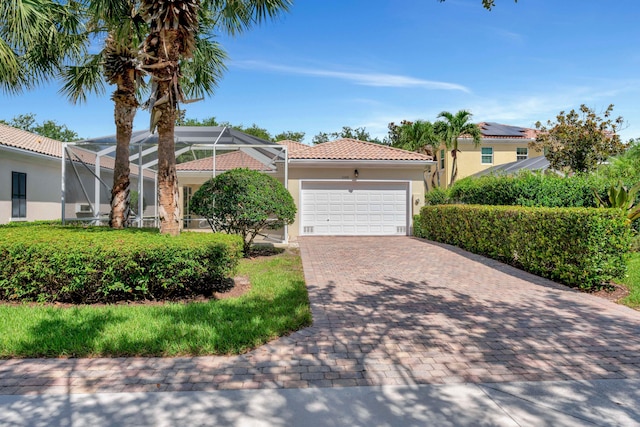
[477,122,538,139]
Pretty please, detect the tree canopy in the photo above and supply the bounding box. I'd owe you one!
[312,126,382,144]
[176,115,305,142]
[531,104,627,174]
[190,168,296,255]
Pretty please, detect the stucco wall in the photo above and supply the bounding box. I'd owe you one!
[0,150,61,224]
[287,164,428,241]
[436,140,543,189]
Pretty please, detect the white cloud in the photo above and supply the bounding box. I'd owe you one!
[233,60,471,93]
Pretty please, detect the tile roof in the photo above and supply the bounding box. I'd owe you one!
[288,138,433,161]
[0,123,153,178]
[0,123,63,157]
[175,150,270,171]
[276,140,311,153]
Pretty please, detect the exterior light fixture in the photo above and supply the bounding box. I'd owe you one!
[354,169,359,178]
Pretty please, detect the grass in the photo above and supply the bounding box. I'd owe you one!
[0,250,311,358]
[620,252,640,309]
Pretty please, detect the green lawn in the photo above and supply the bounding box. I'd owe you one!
[0,251,311,358]
[620,252,640,309]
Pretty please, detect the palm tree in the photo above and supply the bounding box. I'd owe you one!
[61,0,227,229]
[394,120,442,190]
[436,110,482,187]
[140,0,292,235]
[0,0,84,94]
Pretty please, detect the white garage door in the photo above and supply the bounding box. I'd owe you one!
[301,181,409,236]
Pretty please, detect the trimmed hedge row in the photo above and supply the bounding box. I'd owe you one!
[0,225,243,303]
[446,172,610,208]
[414,205,631,290]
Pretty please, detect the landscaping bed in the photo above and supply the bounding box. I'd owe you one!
[0,248,311,357]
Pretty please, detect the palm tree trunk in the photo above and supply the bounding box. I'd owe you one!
[449,150,458,187]
[154,29,181,236]
[109,86,137,228]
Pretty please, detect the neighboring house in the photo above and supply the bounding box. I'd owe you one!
[0,123,154,224]
[176,138,434,241]
[434,122,543,189]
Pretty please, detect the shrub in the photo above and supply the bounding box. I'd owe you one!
[414,205,631,290]
[0,224,243,303]
[448,171,610,208]
[424,187,450,205]
[190,168,296,255]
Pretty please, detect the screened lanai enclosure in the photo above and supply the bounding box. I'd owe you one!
[62,126,288,241]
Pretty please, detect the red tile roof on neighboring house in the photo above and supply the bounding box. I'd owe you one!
[288,138,433,161]
[176,150,270,171]
[0,123,63,157]
[276,140,311,153]
[0,123,153,178]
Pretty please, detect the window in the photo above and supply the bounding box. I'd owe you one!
[481,147,493,164]
[439,149,445,170]
[516,147,528,161]
[11,172,27,218]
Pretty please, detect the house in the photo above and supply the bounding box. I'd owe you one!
[176,138,434,241]
[434,122,543,188]
[0,123,154,224]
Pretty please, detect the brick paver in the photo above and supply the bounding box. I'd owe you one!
[2,236,640,395]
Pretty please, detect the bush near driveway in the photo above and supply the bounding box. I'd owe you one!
[414,205,631,290]
[0,224,243,303]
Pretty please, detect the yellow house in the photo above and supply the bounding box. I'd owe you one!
[433,122,543,189]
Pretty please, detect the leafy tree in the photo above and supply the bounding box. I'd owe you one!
[234,123,272,141]
[531,104,627,174]
[274,131,305,142]
[312,126,382,144]
[436,110,482,186]
[389,119,442,189]
[190,168,296,255]
[0,0,84,94]
[1,113,80,141]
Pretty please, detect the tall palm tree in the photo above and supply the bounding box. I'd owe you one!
[0,0,84,94]
[61,0,227,229]
[436,110,482,187]
[140,0,292,235]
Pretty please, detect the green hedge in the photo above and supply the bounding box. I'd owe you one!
[0,225,243,303]
[447,172,610,208]
[414,205,631,290]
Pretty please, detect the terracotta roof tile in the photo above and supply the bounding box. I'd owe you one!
[176,150,270,171]
[276,140,311,153]
[288,138,433,161]
[0,123,63,157]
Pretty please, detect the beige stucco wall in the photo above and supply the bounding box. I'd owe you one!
[0,150,61,224]
[435,140,543,189]
[287,164,428,241]
[176,163,430,242]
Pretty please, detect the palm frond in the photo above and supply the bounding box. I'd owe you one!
[180,37,227,99]
[59,53,106,104]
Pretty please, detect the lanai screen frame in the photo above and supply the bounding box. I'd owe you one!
[61,126,289,240]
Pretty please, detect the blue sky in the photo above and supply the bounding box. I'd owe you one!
[2,0,639,143]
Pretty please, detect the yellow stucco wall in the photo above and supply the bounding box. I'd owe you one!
[435,139,543,189]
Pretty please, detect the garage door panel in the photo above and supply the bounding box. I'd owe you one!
[301,181,408,236]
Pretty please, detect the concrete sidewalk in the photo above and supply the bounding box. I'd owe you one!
[2,379,639,426]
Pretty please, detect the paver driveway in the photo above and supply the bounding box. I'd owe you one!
[2,236,640,395]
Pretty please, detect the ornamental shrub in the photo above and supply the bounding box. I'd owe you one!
[414,204,630,290]
[190,168,296,255]
[424,187,450,205]
[0,224,242,303]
